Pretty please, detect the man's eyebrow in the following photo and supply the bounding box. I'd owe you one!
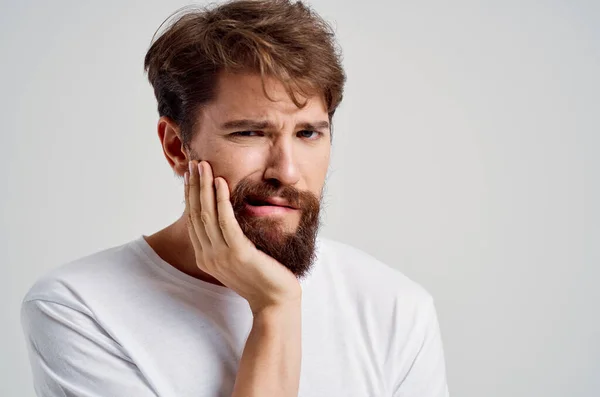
[297,121,330,131]
[220,119,330,131]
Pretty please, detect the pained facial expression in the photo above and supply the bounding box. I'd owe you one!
[187,71,331,278]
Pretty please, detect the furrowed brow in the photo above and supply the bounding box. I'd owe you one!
[220,119,274,130]
[220,119,330,131]
[297,121,330,131]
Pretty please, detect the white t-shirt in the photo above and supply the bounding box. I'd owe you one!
[21,235,449,397]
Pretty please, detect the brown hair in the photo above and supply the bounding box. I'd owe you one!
[143,0,346,149]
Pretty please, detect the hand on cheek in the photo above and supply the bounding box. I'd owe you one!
[184,160,302,314]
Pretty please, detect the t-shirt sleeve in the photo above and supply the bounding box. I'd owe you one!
[393,297,450,397]
[21,298,158,397]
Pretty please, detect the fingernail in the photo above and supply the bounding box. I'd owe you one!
[198,161,203,176]
[184,171,189,185]
[188,161,194,174]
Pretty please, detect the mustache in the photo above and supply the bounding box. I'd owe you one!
[230,178,312,210]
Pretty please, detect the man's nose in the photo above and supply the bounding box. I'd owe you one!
[263,138,300,186]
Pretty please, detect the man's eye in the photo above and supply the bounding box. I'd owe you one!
[298,130,320,139]
[233,131,262,137]
[231,130,321,139]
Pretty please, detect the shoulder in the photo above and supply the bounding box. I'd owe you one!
[22,238,149,309]
[316,236,433,306]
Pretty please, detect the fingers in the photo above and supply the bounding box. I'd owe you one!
[198,161,227,248]
[184,172,204,257]
[214,176,248,250]
[187,161,211,250]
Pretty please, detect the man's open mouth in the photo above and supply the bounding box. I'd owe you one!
[245,197,297,209]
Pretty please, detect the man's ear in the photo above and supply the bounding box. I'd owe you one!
[157,116,189,177]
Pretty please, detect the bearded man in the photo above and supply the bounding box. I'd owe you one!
[22,1,449,396]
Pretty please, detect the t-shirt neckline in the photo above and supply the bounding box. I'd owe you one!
[134,235,244,300]
[133,235,321,301]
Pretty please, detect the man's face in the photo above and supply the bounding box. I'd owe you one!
[187,71,331,278]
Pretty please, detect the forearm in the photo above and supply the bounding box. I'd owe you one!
[232,300,302,397]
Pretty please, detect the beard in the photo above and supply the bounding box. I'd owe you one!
[229,177,323,280]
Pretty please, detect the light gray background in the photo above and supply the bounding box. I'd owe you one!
[1,0,598,396]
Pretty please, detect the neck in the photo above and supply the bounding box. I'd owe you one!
[144,213,225,287]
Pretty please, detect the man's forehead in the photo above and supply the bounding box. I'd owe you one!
[210,71,328,117]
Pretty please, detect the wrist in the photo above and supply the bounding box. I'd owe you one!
[251,298,302,323]
[249,288,302,316]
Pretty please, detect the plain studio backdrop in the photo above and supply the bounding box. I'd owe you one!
[1,0,598,396]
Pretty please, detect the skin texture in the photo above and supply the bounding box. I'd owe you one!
[144,71,332,396]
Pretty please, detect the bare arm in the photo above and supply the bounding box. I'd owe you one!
[233,301,302,397]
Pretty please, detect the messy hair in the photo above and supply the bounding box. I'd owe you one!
[143,0,346,148]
